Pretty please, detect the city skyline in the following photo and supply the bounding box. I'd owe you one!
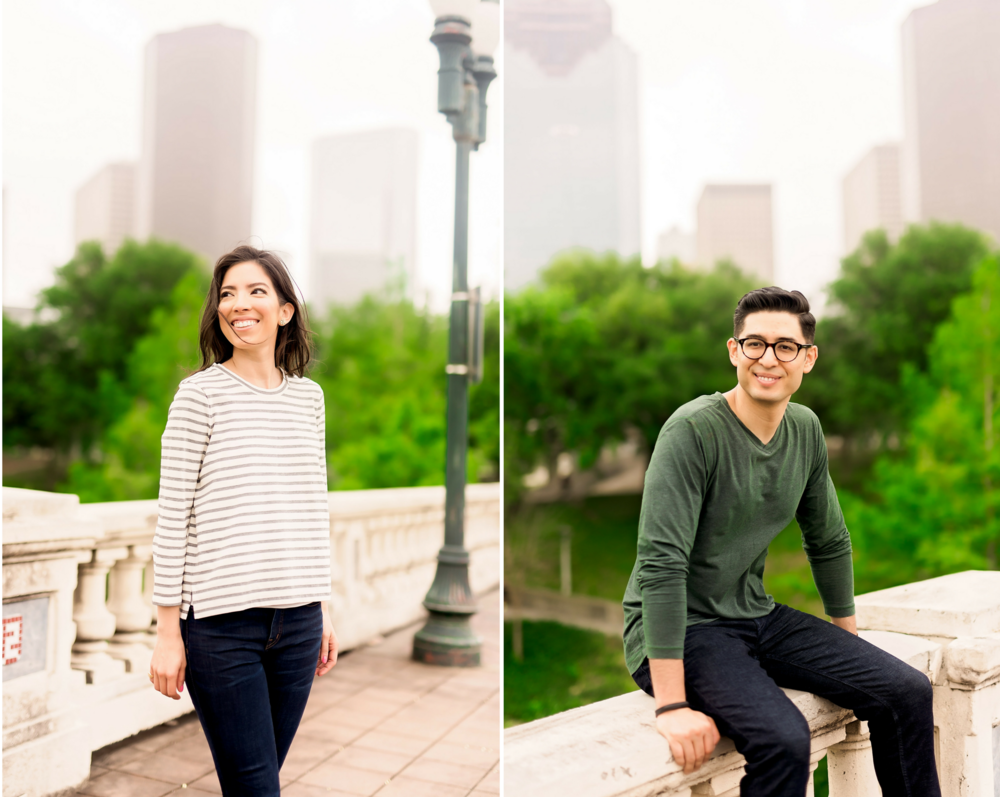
[3,0,503,312]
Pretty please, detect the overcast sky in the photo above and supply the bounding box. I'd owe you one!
[609,0,928,311]
[2,0,503,311]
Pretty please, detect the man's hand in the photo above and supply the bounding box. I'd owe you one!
[831,614,858,635]
[656,707,721,774]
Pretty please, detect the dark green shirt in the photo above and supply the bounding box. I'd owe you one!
[622,392,855,674]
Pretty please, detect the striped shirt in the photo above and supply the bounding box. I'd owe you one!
[152,363,332,620]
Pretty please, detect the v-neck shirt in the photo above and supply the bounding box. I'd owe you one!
[622,392,855,673]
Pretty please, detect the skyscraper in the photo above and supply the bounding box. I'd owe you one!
[696,184,773,283]
[137,24,257,264]
[842,144,903,254]
[309,128,419,311]
[901,0,1000,242]
[74,162,136,257]
[504,0,641,291]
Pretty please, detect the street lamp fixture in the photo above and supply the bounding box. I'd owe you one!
[413,0,499,668]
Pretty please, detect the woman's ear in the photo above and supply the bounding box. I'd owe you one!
[279,303,294,326]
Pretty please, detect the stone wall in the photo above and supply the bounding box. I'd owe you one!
[2,483,500,797]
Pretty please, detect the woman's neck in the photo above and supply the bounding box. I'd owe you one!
[224,349,283,389]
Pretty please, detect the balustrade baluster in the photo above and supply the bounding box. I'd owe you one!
[71,549,126,684]
[827,720,880,796]
[106,545,154,672]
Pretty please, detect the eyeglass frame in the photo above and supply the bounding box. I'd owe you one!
[732,337,816,363]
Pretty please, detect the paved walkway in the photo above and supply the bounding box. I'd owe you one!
[76,591,500,797]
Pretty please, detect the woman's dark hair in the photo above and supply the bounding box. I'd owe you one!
[198,245,313,377]
[733,286,816,344]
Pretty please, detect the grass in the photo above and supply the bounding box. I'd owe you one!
[505,494,828,616]
[503,620,638,727]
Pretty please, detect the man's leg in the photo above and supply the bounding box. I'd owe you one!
[755,603,940,797]
[680,620,813,797]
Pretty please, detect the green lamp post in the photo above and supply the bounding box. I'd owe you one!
[412,0,499,668]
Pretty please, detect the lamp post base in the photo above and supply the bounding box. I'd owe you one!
[413,611,482,667]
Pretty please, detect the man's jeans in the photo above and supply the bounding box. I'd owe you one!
[631,603,940,797]
[181,603,322,796]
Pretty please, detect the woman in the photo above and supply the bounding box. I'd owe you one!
[149,245,337,795]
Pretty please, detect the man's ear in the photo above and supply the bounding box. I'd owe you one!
[802,345,818,374]
[727,338,740,368]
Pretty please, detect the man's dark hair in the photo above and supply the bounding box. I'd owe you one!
[198,245,313,377]
[733,286,816,344]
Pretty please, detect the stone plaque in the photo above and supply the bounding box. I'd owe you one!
[2,596,49,681]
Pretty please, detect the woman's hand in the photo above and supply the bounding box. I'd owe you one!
[316,602,338,677]
[150,607,186,700]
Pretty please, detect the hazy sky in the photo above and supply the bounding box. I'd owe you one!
[2,0,503,310]
[609,0,928,310]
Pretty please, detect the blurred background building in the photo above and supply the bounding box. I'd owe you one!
[695,184,774,282]
[842,144,903,254]
[74,163,137,256]
[656,225,695,266]
[136,24,258,265]
[900,0,1000,243]
[309,128,419,310]
[504,0,641,291]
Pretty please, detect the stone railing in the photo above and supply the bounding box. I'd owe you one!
[2,483,500,797]
[505,570,1000,797]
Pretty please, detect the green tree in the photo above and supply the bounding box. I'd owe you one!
[504,251,756,504]
[846,253,1000,585]
[3,239,203,456]
[798,224,991,443]
[60,268,210,501]
[311,296,499,490]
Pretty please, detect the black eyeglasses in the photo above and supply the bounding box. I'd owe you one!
[734,337,815,363]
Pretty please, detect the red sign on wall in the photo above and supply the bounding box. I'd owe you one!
[3,616,23,665]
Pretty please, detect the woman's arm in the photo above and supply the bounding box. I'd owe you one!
[316,600,338,676]
[150,605,186,699]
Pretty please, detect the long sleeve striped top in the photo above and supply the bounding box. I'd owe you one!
[152,363,332,620]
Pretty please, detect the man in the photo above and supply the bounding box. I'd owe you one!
[621,287,940,796]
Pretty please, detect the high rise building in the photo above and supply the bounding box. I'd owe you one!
[137,24,257,264]
[309,128,419,311]
[842,144,903,254]
[657,226,695,266]
[901,0,1000,242]
[695,184,773,283]
[74,162,136,256]
[504,0,641,291]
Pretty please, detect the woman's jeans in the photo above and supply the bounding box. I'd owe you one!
[181,603,322,796]
[631,603,941,797]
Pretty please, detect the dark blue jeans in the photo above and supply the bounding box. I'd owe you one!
[181,603,322,796]
[632,603,940,797]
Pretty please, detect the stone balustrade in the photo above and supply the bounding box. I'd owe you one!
[505,570,1000,797]
[2,483,500,797]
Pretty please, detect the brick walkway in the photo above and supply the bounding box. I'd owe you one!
[76,591,500,797]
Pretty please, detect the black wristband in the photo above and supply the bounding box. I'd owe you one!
[655,701,690,716]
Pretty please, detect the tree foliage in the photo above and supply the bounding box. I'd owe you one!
[846,253,1000,583]
[797,224,992,440]
[504,251,756,504]
[3,239,204,454]
[5,239,499,501]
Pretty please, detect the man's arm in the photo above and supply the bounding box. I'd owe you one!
[831,614,857,635]
[796,422,856,621]
[649,659,721,775]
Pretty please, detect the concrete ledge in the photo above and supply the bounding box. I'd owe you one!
[504,630,940,797]
[855,570,1000,639]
